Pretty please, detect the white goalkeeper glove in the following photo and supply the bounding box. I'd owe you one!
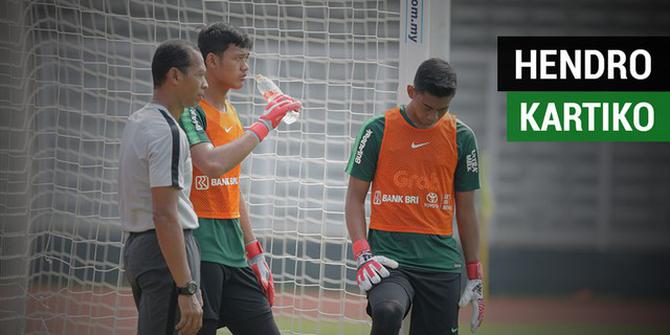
[352,239,398,291]
[459,261,485,333]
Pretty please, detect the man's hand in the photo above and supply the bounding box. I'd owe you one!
[247,94,302,141]
[175,293,203,335]
[246,240,275,306]
[260,94,302,129]
[459,261,485,333]
[352,239,398,291]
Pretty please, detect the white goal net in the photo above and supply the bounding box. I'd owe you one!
[0,0,407,334]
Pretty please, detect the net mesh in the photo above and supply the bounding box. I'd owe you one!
[0,1,401,334]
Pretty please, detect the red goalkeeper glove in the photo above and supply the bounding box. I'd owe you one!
[352,239,398,291]
[247,94,302,141]
[459,261,485,333]
[245,240,275,306]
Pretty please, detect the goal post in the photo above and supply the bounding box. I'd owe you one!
[395,0,455,333]
[397,0,452,104]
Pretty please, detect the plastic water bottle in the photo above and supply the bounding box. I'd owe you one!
[255,74,299,125]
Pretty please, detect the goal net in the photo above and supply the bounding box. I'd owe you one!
[0,0,414,334]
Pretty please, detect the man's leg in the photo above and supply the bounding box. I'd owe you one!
[123,235,142,309]
[408,271,460,335]
[197,261,226,335]
[124,232,180,335]
[366,269,414,335]
[226,312,279,335]
[135,268,180,335]
[220,266,280,335]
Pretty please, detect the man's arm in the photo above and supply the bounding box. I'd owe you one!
[456,190,485,333]
[186,95,302,178]
[146,125,197,286]
[345,176,371,242]
[179,106,259,177]
[151,186,202,335]
[455,191,480,263]
[239,193,255,244]
[190,136,258,178]
[151,186,193,286]
[345,175,398,291]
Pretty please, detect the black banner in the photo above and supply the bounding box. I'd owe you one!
[498,36,670,91]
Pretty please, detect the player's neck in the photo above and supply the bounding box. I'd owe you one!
[405,101,440,129]
[404,103,426,129]
[152,90,183,120]
[203,84,230,112]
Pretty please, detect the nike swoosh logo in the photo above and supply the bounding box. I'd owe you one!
[411,142,429,149]
[224,126,233,133]
[451,327,458,333]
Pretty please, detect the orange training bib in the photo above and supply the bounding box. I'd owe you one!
[189,99,244,219]
[369,107,458,235]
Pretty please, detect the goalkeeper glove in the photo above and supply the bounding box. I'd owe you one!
[459,261,485,333]
[352,239,398,291]
[247,94,302,141]
[245,240,275,306]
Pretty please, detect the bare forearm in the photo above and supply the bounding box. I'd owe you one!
[456,192,481,262]
[154,213,192,286]
[345,201,367,242]
[345,177,371,242]
[239,194,256,244]
[345,187,368,242]
[196,132,259,177]
[458,212,480,262]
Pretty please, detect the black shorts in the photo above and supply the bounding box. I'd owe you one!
[124,230,201,335]
[367,267,462,335]
[199,261,275,330]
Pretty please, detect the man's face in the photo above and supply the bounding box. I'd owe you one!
[407,85,453,128]
[180,50,208,108]
[207,44,250,90]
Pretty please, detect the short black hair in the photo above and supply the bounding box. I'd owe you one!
[151,40,196,89]
[197,22,253,62]
[413,58,457,97]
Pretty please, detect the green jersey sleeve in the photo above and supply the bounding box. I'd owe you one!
[454,120,481,192]
[178,106,210,146]
[345,115,385,182]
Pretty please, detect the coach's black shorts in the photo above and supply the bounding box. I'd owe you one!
[124,229,201,335]
[199,261,276,332]
[367,267,462,335]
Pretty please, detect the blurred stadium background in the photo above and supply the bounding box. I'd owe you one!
[1,0,669,334]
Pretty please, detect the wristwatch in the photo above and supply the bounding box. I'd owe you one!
[177,280,198,295]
